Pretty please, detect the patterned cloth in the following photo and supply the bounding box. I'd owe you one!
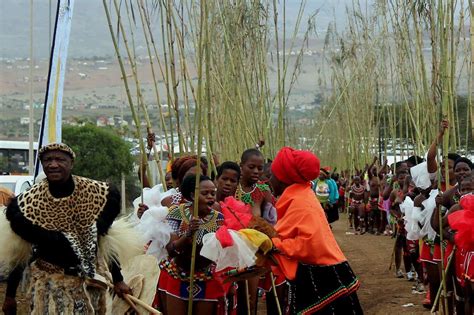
[15,175,109,277]
[157,203,225,300]
[166,203,224,244]
[28,260,107,315]
[157,267,226,302]
[287,261,362,315]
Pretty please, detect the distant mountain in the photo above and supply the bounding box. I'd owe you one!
[0,0,354,59]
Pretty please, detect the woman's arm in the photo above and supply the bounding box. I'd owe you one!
[427,120,448,173]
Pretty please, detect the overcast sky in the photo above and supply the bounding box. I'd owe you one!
[0,0,364,59]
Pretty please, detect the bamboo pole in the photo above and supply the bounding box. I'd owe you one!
[187,2,206,313]
[102,0,147,179]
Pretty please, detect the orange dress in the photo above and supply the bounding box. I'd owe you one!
[271,183,361,315]
[271,183,346,280]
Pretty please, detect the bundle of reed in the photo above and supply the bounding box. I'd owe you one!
[102,1,315,314]
[103,0,315,170]
[310,0,472,172]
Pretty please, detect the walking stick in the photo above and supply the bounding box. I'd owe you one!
[437,143,450,315]
[431,246,455,314]
[388,224,398,271]
[123,295,141,314]
[270,273,283,315]
[245,280,251,314]
[98,280,162,314]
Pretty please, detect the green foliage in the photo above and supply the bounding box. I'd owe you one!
[63,124,141,206]
[63,124,133,184]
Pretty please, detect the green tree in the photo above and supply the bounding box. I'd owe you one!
[63,124,139,205]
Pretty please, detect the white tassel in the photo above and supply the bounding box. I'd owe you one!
[98,216,145,267]
[0,207,32,273]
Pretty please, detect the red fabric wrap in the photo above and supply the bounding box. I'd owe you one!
[219,197,252,230]
[215,226,234,248]
[271,147,320,185]
[448,195,474,251]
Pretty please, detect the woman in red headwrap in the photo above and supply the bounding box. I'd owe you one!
[269,147,362,315]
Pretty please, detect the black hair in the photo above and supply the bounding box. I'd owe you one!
[263,162,272,176]
[448,153,461,162]
[454,157,474,170]
[320,168,330,176]
[406,155,424,166]
[217,161,240,179]
[241,148,263,164]
[171,156,191,181]
[180,174,212,201]
[395,161,406,170]
[177,159,208,186]
[200,156,209,166]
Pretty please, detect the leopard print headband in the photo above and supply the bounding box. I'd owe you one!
[38,143,76,160]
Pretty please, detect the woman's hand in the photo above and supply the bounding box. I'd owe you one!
[137,203,149,219]
[186,217,200,237]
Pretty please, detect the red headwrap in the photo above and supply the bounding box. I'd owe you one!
[271,147,320,184]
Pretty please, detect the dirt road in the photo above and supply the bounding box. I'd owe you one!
[332,215,428,315]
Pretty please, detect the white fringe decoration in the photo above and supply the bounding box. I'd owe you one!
[0,207,32,273]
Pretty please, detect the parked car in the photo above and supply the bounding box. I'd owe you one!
[0,175,34,196]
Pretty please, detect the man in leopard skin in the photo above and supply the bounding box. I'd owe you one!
[2,143,132,315]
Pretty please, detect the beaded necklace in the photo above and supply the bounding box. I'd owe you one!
[167,203,222,244]
[236,182,270,206]
[236,183,256,205]
[351,184,365,196]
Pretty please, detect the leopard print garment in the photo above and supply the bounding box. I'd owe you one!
[16,175,109,277]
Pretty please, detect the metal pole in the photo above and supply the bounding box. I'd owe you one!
[28,0,34,175]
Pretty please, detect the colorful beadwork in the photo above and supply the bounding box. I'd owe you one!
[159,257,214,282]
[236,182,270,206]
[167,203,224,245]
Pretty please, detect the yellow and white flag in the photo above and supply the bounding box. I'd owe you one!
[35,0,75,177]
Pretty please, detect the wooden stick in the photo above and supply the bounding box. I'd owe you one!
[105,281,161,315]
[270,273,283,315]
[123,294,141,314]
[126,294,161,315]
[431,246,455,313]
[245,280,251,314]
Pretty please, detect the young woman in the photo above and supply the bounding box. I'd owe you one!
[215,162,240,202]
[235,148,280,315]
[349,176,366,233]
[270,147,362,315]
[236,149,275,222]
[213,161,241,314]
[312,168,340,223]
[160,157,208,208]
[446,177,474,315]
[157,175,225,315]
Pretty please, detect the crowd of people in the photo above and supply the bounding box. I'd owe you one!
[135,139,362,315]
[1,120,473,314]
[323,120,474,314]
[0,139,362,315]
